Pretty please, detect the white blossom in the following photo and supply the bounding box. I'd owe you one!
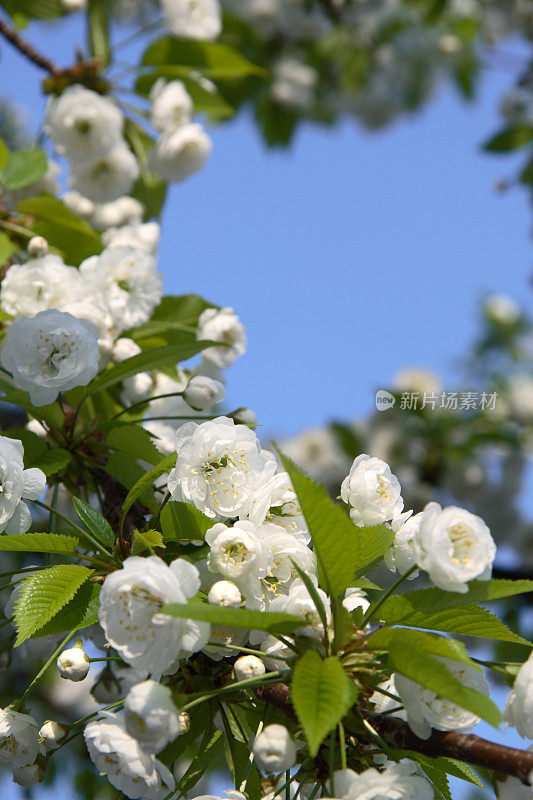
[57,640,90,681]
[269,577,331,639]
[45,85,123,162]
[0,254,82,319]
[125,680,184,754]
[255,524,316,583]
[91,195,145,230]
[62,190,95,221]
[242,471,309,541]
[150,123,211,183]
[98,556,210,673]
[197,307,246,368]
[413,502,496,593]
[168,416,277,518]
[183,375,225,410]
[84,716,175,800]
[342,588,370,614]
[12,762,44,787]
[393,368,442,396]
[206,520,273,582]
[1,310,100,406]
[259,634,292,671]
[102,222,160,254]
[27,236,48,258]
[384,510,423,577]
[208,580,242,608]
[150,78,193,132]
[80,246,163,334]
[39,721,67,750]
[91,663,148,705]
[395,657,490,739]
[341,454,404,526]
[253,724,296,773]
[370,675,406,720]
[271,58,317,110]
[496,775,532,800]
[483,294,520,325]
[234,655,266,681]
[0,436,46,534]
[341,763,433,800]
[161,0,222,40]
[504,651,533,738]
[0,709,43,767]
[70,143,140,204]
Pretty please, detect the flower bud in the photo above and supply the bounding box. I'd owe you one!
[12,760,45,787]
[27,236,48,258]
[124,679,184,754]
[39,721,68,750]
[57,639,90,681]
[183,375,225,410]
[253,724,296,773]
[234,655,265,681]
[208,580,242,608]
[229,407,258,426]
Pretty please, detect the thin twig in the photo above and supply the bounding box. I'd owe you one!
[0,14,59,74]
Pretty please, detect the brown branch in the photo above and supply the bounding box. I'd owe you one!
[0,14,59,74]
[255,682,533,786]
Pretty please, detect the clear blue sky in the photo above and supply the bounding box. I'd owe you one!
[1,12,532,800]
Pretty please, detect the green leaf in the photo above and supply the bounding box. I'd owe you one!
[0,0,64,20]
[15,194,102,265]
[104,453,159,515]
[31,581,100,637]
[484,125,533,152]
[0,150,47,192]
[31,447,71,476]
[130,294,215,347]
[279,451,391,597]
[176,727,224,795]
[379,580,533,621]
[131,171,167,221]
[160,501,213,541]
[378,598,530,645]
[161,601,304,635]
[122,452,176,517]
[105,423,162,466]
[131,528,165,555]
[0,139,9,169]
[0,231,16,266]
[390,750,484,789]
[87,340,216,395]
[368,629,501,728]
[292,650,357,756]
[88,0,110,65]
[141,37,265,79]
[4,428,47,464]
[0,532,77,554]
[73,497,115,549]
[14,565,93,646]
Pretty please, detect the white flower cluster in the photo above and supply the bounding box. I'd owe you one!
[149,78,212,185]
[161,0,222,40]
[45,85,139,204]
[340,453,497,593]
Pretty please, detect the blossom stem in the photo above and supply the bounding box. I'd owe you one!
[328,730,336,795]
[18,628,77,707]
[88,657,122,663]
[205,642,290,662]
[363,566,418,625]
[0,13,59,73]
[111,391,186,421]
[181,671,282,712]
[0,218,35,238]
[338,723,347,770]
[239,717,264,793]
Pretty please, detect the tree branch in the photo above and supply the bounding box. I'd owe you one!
[0,13,59,74]
[255,682,533,786]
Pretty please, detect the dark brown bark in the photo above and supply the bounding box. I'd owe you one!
[255,682,533,786]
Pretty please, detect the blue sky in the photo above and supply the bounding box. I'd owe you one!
[1,12,532,800]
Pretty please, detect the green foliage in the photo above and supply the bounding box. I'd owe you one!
[0,532,77,553]
[292,650,357,756]
[31,447,71,476]
[0,231,16,266]
[122,452,176,517]
[161,600,304,635]
[130,294,216,347]
[31,581,101,637]
[141,37,265,79]
[104,453,160,514]
[15,194,102,266]
[87,0,110,66]
[14,564,93,645]
[87,340,215,395]
[391,750,484,789]
[280,452,392,597]
[0,149,47,191]
[131,528,165,555]
[73,496,115,550]
[160,501,213,541]
[484,126,533,152]
[176,726,224,796]
[368,628,501,727]
[0,371,65,428]
[0,0,64,22]
[105,423,162,466]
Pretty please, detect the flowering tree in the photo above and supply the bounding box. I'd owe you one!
[1,2,533,800]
